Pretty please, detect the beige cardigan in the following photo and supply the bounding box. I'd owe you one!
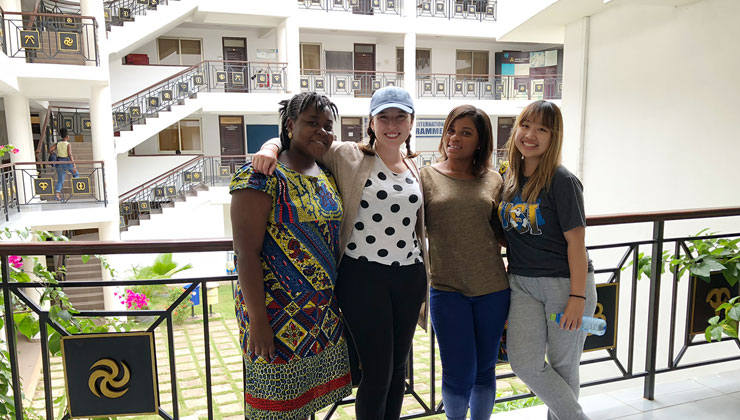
[264,139,431,328]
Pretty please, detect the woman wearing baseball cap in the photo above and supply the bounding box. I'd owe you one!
[254,86,428,420]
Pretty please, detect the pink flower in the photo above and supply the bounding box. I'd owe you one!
[12,148,19,154]
[120,289,149,309]
[9,255,23,269]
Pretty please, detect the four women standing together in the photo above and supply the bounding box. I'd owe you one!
[233,86,595,420]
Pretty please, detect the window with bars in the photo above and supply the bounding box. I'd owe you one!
[157,38,202,66]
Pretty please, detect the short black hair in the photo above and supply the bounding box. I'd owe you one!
[59,128,69,139]
[278,92,338,150]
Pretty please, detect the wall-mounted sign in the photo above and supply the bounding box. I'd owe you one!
[20,29,40,49]
[61,332,158,418]
[72,178,90,195]
[58,32,79,52]
[584,282,619,352]
[34,178,54,196]
[416,118,444,139]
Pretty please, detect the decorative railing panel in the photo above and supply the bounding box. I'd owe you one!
[2,11,99,65]
[299,0,403,15]
[416,148,506,168]
[118,155,251,231]
[0,7,6,55]
[300,69,404,97]
[417,73,562,100]
[104,0,175,30]
[111,61,287,133]
[417,0,497,21]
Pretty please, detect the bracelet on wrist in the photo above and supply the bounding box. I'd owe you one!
[569,294,586,300]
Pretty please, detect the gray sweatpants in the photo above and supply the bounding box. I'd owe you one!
[507,273,597,420]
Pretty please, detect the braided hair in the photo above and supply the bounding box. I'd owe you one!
[361,114,418,158]
[278,92,338,151]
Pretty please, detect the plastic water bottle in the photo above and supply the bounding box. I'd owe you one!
[549,313,607,336]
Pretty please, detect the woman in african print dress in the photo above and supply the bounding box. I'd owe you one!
[229,92,351,420]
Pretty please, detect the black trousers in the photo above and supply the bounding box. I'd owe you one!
[335,256,426,420]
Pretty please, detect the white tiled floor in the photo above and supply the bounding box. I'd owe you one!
[494,369,740,420]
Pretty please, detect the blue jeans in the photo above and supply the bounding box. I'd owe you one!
[430,287,510,420]
[55,157,78,193]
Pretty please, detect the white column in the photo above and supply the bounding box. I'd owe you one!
[403,32,417,151]
[80,0,107,70]
[561,17,590,181]
[98,220,121,310]
[279,17,300,94]
[5,94,36,203]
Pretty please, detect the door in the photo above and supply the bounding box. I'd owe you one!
[496,117,515,150]
[354,43,376,97]
[223,37,247,93]
[219,116,246,157]
[341,117,363,142]
[246,125,279,154]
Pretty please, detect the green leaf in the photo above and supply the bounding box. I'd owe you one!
[691,258,726,278]
[706,324,724,342]
[728,304,740,322]
[80,255,90,264]
[16,314,39,340]
[48,332,61,355]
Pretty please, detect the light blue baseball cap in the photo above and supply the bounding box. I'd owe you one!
[370,86,415,116]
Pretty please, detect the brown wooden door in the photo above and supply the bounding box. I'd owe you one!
[219,116,246,157]
[223,37,248,93]
[354,43,376,97]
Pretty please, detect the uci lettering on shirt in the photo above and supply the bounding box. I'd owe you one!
[498,200,543,235]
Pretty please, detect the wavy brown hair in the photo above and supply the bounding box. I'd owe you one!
[436,105,493,177]
[501,100,563,203]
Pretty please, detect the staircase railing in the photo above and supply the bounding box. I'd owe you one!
[104,0,178,30]
[111,60,288,132]
[0,7,6,55]
[2,11,99,65]
[118,154,251,230]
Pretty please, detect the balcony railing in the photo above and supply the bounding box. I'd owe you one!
[38,0,82,15]
[417,73,562,100]
[300,69,404,97]
[2,11,99,65]
[417,0,497,21]
[2,207,740,419]
[416,148,506,168]
[299,0,403,15]
[118,155,251,231]
[0,7,6,55]
[104,0,177,30]
[111,60,287,132]
[0,160,107,221]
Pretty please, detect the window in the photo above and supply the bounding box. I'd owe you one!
[300,43,321,75]
[456,50,489,78]
[396,48,431,74]
[157,38,202,65]
[159,119,202,152]
[326,51,353,71]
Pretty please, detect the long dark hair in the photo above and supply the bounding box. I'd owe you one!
[360,113,418,158]
[278,92,338,150]
[436,105,493,177]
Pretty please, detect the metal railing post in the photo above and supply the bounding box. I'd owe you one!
[643,219,664,400]
[2,256,25,420]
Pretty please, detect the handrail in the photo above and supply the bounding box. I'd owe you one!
[112,60,289,107]
[303,68,404,75]
[587,206,740,227]
[0,238,234,255]
[36,107,53,157]
[4,11,96,20]
[119,155,204,200]
[417,72,563,78]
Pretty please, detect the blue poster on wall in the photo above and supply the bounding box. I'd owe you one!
[246,125,279,154]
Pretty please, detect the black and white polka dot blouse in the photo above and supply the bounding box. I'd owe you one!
[344,156,422,266]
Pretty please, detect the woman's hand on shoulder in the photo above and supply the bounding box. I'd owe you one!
[252,148,278,175]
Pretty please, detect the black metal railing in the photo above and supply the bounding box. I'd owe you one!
[417,0,496,21]
[0,165,19,221]
[417,73,562,100]
[111,61,287,133]
[2,208,740,419]
[300,69,404,97]
[0,6,6,55]
[299,0,403,15]
[118,155,251,231]
[104,0,177,30]
[416,148,506,168]
[2,11,99,65]
[38,0,82,15]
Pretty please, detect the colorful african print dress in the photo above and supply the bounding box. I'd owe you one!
[230,162,351,420]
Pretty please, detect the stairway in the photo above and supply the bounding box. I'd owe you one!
[38,142,96,200]
[114,98,202,154]
[63,231,105,311]
[107,0,199,60]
